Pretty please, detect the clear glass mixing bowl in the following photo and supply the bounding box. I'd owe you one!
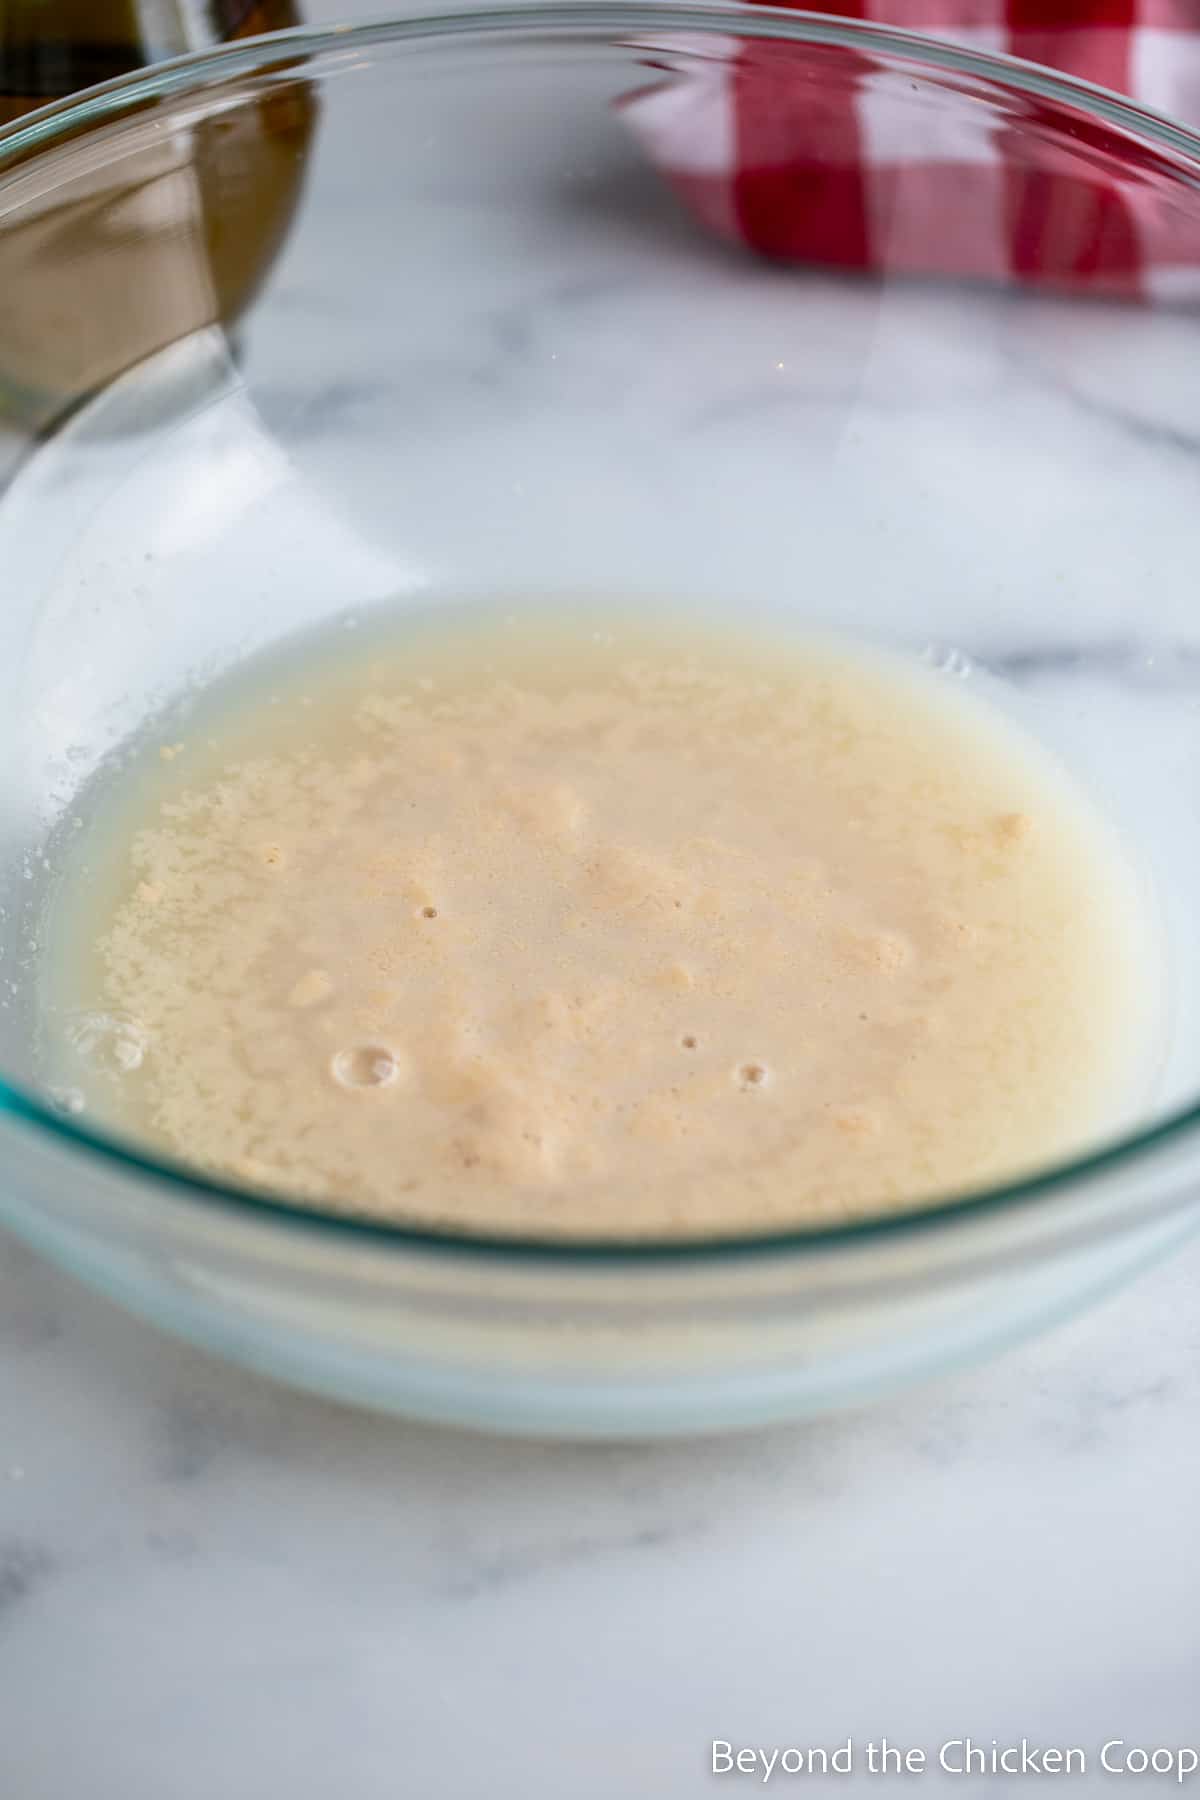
[4,5,1200,1436]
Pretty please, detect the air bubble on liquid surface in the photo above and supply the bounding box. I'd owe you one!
[920,643,973,680]
[66,1011,148,1074]
[331,1045,399,1089]
[47,1085,85,1116]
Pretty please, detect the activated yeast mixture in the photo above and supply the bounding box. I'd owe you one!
[43,609,1162,1235]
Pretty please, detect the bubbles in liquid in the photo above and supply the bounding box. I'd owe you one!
[47,1084,85,1116]
[331,1045,400,1089]
[66,1010,147,1074]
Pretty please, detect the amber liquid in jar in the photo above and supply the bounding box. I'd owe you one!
[0,0,315,425]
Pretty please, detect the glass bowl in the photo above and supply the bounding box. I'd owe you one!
[3,5,1200,1437]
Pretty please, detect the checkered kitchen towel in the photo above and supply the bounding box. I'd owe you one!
[626,1,1200,297]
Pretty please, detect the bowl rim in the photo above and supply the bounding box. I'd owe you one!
[6,1,1200,172]
[3,1,1200,1264]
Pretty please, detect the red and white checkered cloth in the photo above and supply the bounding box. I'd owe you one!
[626,2,1200,297]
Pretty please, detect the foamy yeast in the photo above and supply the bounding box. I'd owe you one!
[41,609,1164,1236]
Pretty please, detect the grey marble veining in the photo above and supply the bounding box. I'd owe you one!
[7,4,1200,1793]
[5,1227,1200,1798]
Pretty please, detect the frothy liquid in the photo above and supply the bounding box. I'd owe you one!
[41,608,1163,1236]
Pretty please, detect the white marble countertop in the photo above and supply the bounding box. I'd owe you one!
[5,1232,1200,1797]
[6,5,1200,1795]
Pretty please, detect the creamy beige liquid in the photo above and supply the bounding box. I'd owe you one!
[42,607,1162,1237]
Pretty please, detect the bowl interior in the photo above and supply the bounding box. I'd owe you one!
[3,8,1200,1243]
